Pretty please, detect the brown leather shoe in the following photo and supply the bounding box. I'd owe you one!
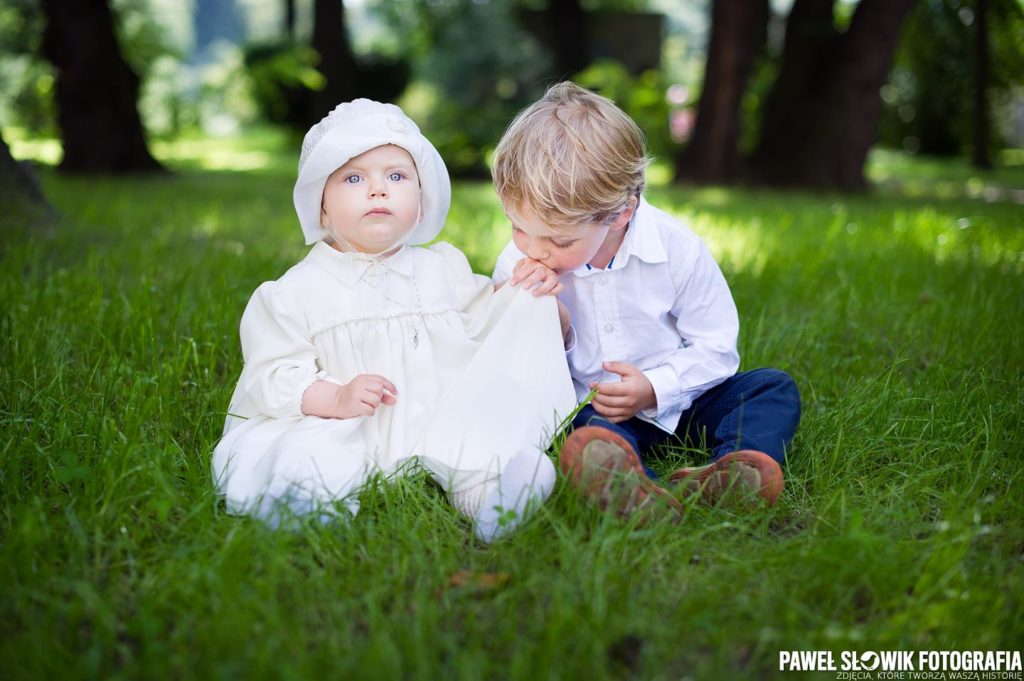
[559,426,683,522]
[668,450,784,506]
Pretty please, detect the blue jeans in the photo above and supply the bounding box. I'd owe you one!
[571,368,801,470]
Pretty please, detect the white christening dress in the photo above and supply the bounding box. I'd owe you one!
[212,240,576,523]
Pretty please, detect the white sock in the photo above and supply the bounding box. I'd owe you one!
[470,448,556,543]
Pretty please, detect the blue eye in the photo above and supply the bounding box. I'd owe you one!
[388,171,404,182]
[344,175,362,184]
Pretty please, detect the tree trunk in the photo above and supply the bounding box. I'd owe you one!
[971,0,992,169]
[311,0,358,123]
[40,0,163,174]
[676,0,769,184]
[549,0,591,78]
[748,0,915,190]
[1,133,48,205]
[1,130,54,231]
[284,0,297,40]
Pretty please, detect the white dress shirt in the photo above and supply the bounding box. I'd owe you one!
[493,197,740,432]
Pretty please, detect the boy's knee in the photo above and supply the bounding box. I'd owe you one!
[751,368,800,403]
[571,405,604,430]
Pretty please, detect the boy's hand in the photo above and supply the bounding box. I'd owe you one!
[510,258,563,296]
[589,361,656,423]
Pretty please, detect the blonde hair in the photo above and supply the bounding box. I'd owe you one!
[492,81,649,227]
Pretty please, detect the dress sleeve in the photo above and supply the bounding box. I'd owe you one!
[428,241,494,313]
[236,282,323,419]
[640,240,740,421]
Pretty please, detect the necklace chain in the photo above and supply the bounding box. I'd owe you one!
[355,259,424,349]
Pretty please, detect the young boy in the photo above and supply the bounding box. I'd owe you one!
[491,82,801,518]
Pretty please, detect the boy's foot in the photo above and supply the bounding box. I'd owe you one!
[559,426,683,523]
[667,450,783,506]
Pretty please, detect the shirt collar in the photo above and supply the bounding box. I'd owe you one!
[306,240,415,287]
[571,196,667,277]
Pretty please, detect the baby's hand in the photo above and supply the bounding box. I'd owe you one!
[589,362,656,423]
[334,374,398,418]
[510,258,563,297]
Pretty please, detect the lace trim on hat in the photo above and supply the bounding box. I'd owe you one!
[299,99,415,173]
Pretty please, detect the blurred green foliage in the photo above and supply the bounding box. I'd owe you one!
[0,0,52,133]
[0,0,179,135]
[11,0,1021,180]
[376,0,552,177]
[243,41,325,127]
[243,40,411,131]
[575,60,677,165]
[878,0,1024,156]
[0,0,683,175]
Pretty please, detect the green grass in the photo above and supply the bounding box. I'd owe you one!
[2,137,1023,680]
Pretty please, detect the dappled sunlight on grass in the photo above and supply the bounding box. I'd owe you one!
[190,208,233,237]
[153,140,276,172]
[150,127,298,175]
[649,183,1024,279]
[868,147,1024,203]
[890,207,1024,274]
[679,186,734,206]
[688,215,776,277]
[2,125,300,176]
[1002,149,1024,165]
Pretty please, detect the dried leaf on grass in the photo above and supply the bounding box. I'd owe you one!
[437,570,511,597]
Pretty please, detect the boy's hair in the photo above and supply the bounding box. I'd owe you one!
[492,81,649,228]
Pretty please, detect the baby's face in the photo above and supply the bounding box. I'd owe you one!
[506,202,618,274]
[321,144,421,253]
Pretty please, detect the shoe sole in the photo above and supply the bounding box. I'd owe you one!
[560,427,683,522]
[668,450,783,506]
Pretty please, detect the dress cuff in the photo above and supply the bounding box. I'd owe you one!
[298,369,334,412]
[318,371,345,386]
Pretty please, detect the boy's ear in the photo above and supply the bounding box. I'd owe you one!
[609,195,638,231]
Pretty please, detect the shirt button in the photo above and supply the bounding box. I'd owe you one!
[604,323,614,333]
[599,275,609,285]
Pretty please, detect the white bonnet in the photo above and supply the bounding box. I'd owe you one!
[293,99,451,246]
